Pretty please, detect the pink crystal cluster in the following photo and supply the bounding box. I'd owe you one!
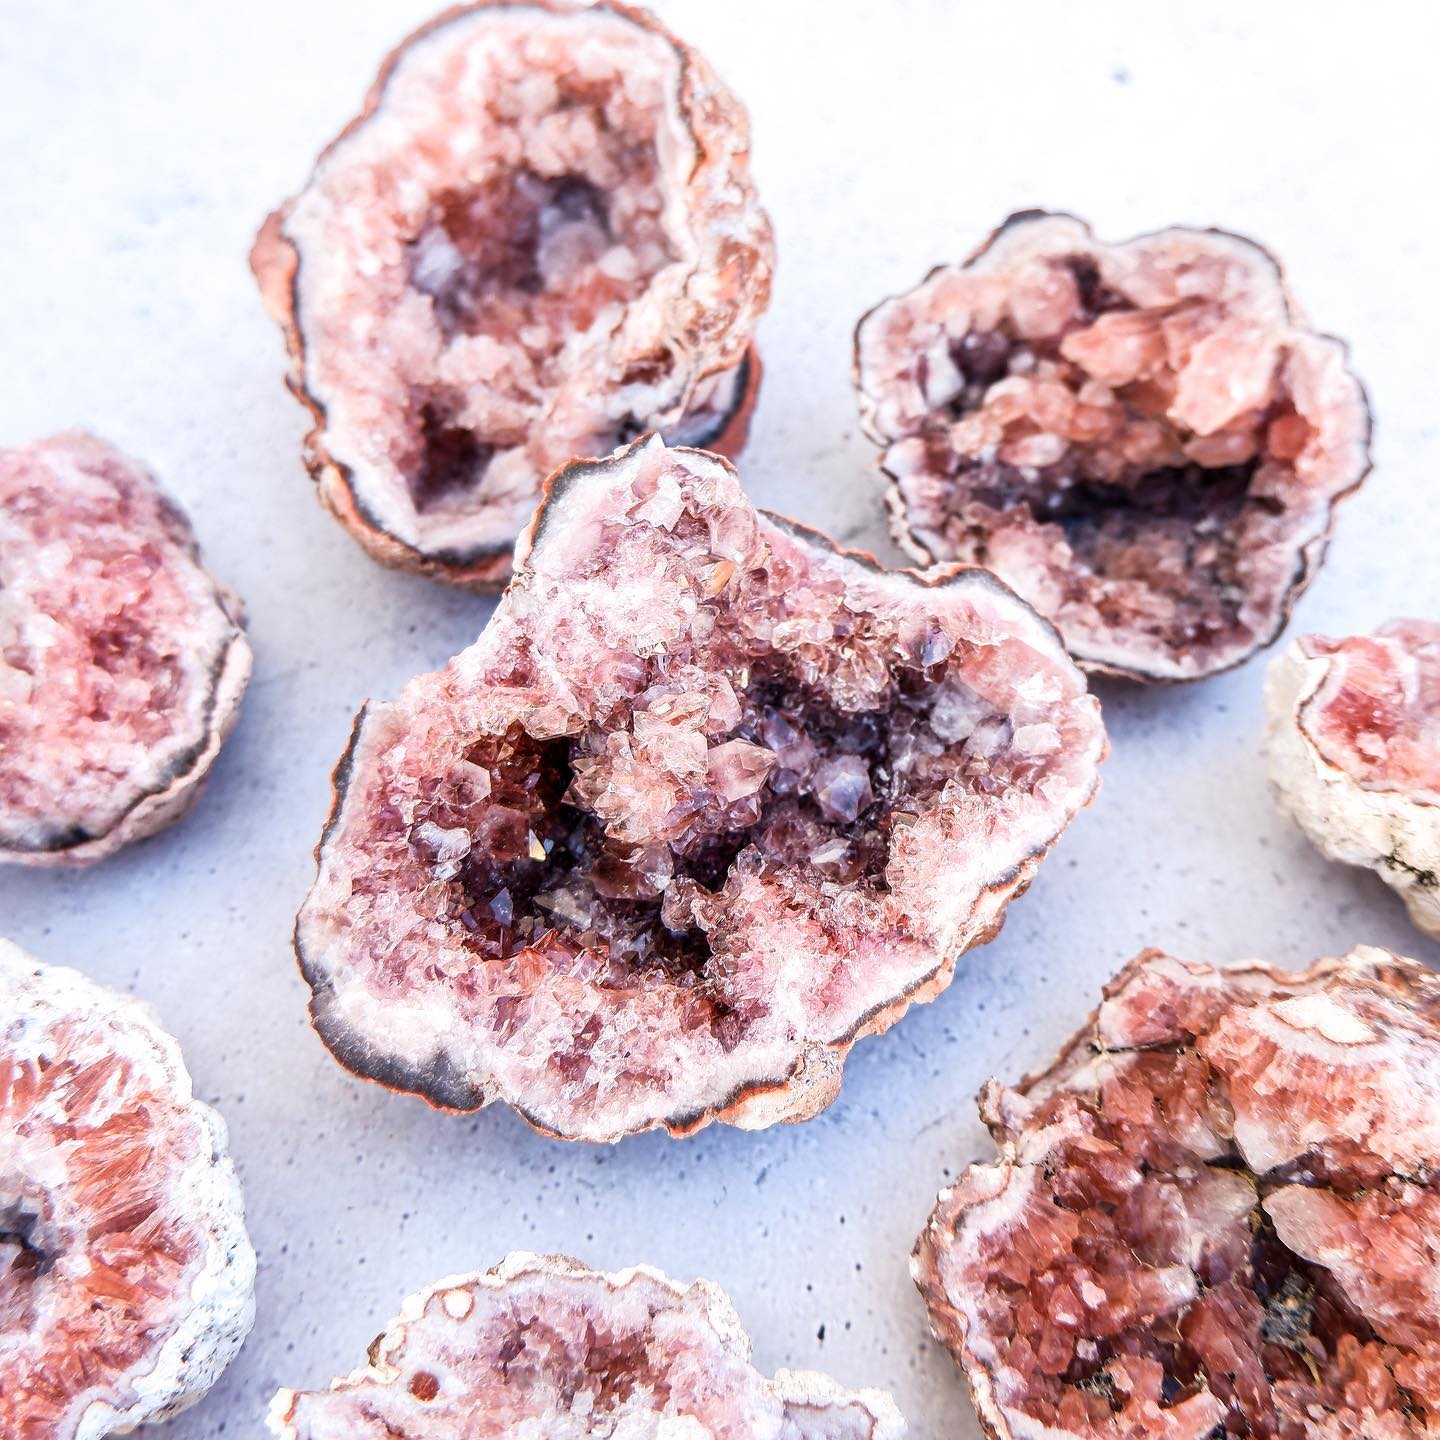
[255,0,773,585]
[0,432,250,863]
[296,437,1104,1140]
[855,212,1370,680]
[915,946,1440,1440]
[0,945,254,1440]
[1265,619,1440,941]
[1294,621,1440,803]
[269,1253,904,1439]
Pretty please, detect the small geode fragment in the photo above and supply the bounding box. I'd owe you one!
[295,436,1105,1140]
[268,1252,904,1438]
[0,432,251,866]
[252,0,774,588]
[854,211,1371,682]
[1266,619,1440,939]
[0,939,256,1439]
[914,946,1440,1440]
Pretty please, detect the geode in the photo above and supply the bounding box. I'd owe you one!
[854,211,1371,682]
[0,939,256,1439]
[0,432,251,866]
[268,1252,904,1438]
[1266,619,1440,939]
[914,945,1440,1440]
[295,436,1106,1141]
[252,0,774,589]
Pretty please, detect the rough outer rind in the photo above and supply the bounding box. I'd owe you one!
[1266,623,1440,939]
[252,0,774,590]
[913,945,1440,1440]
[0,432,251,867]
[267,1252,904,1439]
[854,210,1371,683]
[294,435,1106,1141]
[0,939,256,1439]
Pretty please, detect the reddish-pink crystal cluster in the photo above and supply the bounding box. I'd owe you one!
[1266,620,1440,940]
[915,946,1440,1440]
[295,437,1105,1140]
[268,1253,904,1438]
[1288,621,1440,803]
[0,432,250,865]
[854,212,1370,681]
[253,0,773,588]
[0,942,254,1440]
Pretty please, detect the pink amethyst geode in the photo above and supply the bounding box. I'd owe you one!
[854,212,1371,682]
[0,940,255,1440]
[914,946,1440,1440]
[0,432,251,866]
[252,0,773,589]
[1266,619,1440,940]
[268,1253,904,1439]
[295,436,1106,1141]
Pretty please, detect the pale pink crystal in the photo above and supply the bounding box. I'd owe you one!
[915,945,1440,1440]
[268,1254,904,1440]
[0,941,255,1439]
[855,211,1371,681]
[294,437,1106,1140]
[1266,619,1440,938]
[0,432,251,866]
[252,0,773,589]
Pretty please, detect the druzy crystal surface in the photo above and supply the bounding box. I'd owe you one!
[0,432,250,866]
[915,946,1440,1440]
[253,0,773,587]
[855,212,1370,681]
[0,941,254,1440]
[295,437,1105,1140]
[269,1254,904,1439]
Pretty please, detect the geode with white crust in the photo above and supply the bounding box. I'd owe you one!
[1266,619,1440,939]
[854,211,1371,682]
[0,939,255,1439]
[252,0,773,588]
[0,432,251,866]
[914,945,1440,1440]
[269,1253,905,1439]
[295,436,1106,1141]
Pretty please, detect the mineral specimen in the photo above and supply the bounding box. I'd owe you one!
[854,211,1371,682]
[0,939,256,1439]
[1266,619,1440,939]
[914,945,1440,1440]
[252,0,774,588]
[0,432,251,866]
[268,1252,904,1439]
[295,436,1106,1141]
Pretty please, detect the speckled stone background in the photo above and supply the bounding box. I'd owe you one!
[3,2,1438,1434]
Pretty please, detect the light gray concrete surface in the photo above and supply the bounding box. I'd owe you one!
[2,3,1437,1434]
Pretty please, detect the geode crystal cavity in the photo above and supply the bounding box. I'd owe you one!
[0,939,256,1439]
[252,0,774,589]
[854,212,1371,682]
[269,1253,905,1438]
[295,436,1105,1141]
[1266,619,1440,939]
[915,945,1440,1440]
[0,432,251,866]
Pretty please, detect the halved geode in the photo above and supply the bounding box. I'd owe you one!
[915,946,1440,1440]
[1266,619,1440,939]
[854,211,1371,682]
[0,432,251,866]
[252,0,774,589]
[269,1252,905,1438]
[0,939,256,1439]
[295,436,1106,1141]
